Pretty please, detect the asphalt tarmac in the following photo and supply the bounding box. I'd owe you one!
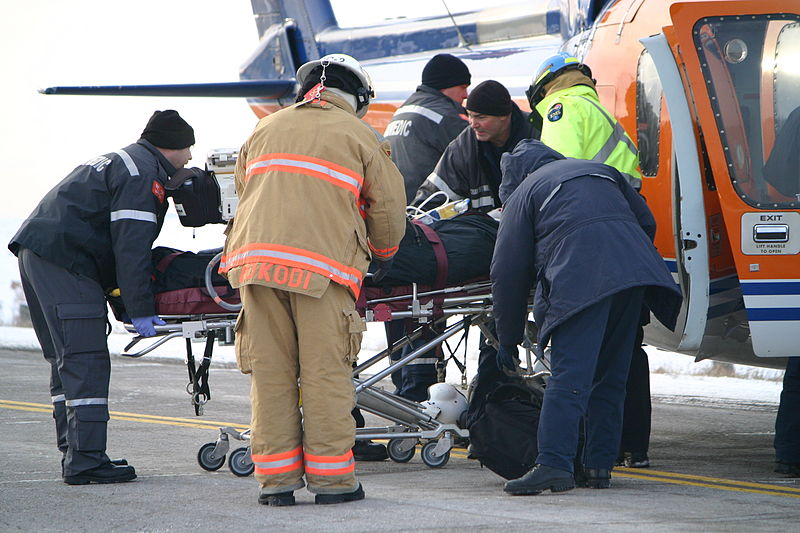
[1,348,798,532]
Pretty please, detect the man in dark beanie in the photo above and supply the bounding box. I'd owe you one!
[385,53,471,203]
[414,79,538,213]
[8,110,195,485]
[381,53,471,403]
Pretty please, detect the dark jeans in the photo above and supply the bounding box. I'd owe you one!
[619,325,651,456]
[775,357,800,463]
[536,287,644,472]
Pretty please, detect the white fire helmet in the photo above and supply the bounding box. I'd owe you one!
[295,53,375,116]
[420,383,468,425]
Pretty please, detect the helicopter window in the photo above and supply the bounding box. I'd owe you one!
[636,50,662,177]
[693,15,800,209]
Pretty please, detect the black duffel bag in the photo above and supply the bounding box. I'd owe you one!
[467,379,543,480]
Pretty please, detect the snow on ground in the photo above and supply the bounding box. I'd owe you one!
[1,321,784,406]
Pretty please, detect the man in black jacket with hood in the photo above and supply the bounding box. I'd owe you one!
[492,139,682,495]
[9,110,195,485]
[414,80,538,212]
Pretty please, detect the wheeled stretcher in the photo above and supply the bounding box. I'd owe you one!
[121,249,540,474]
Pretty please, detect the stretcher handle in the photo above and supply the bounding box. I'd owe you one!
[205,252,242,312]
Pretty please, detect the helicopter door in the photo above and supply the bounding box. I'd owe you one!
[640,33,710,353]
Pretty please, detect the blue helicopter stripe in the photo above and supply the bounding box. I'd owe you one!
[740,281,800,295]
[707,299,745,320]
[746,308,800,321]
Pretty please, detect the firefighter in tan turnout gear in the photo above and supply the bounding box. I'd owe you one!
[221,54,406,506]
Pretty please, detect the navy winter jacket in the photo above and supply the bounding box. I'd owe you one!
[491,139,682,349]
[9,139,175,318]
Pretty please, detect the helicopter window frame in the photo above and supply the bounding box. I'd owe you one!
[692,13,800,209]
[635,49,663,178]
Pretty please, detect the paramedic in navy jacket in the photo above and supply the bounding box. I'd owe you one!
[491,139,682,495]
[8,110,194,485]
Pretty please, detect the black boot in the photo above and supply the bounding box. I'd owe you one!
[63,463,137,485]
[315,483,365,505]
[258,491,295,506]
[575,468,612,489]
[775,461,800,477]
[504,464,575,495]
[352,440,388,461]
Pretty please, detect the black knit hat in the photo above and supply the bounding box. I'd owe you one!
[421,54,471,90]
[140,110,195,149]
[465,80,513,116]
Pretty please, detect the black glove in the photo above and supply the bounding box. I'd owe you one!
[371,257,394,284]
[496,344,519,372]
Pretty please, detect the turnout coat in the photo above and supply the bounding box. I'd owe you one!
[491,140,682,349]
[221,90,407,299]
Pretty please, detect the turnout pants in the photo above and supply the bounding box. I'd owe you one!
[237,283,362,495]
[536,287,644,472]
[17,248,112,476]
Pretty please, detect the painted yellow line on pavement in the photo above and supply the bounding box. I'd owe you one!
[617,469,800,498]
[0,400,248,430]
[616,467,800,494]
[4,399,797,499]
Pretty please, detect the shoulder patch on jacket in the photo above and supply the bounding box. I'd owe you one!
[547,103,563,122]
[152,181,165,203]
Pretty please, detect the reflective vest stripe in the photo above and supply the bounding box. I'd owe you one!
[304,450,355,476]
[220,243,362,293]
[576,95,639,161]
[245,153,364,197]
[368,242,398,259]
[114,149,140,176]
[425,172,462,201]
[51,394,65,403]
[471,196,495,209]
[110,209,157,223]
[65,397,108,407]
[395,104,444,124]
[252,447,303,476]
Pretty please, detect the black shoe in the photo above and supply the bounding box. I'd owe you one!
[617,451,650,468]
[315,483,365,505]
[626,452,650,468]
[111,459,128,466]
[504,464,575,495]
[258,491,295,506]
[352,440,388,462]
[63,463,137,485]
[775,461,800,477]
[575,468,612,489]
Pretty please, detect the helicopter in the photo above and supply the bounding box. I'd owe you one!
[42,0,800,369]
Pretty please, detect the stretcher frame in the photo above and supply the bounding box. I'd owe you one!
[122,259,542,470]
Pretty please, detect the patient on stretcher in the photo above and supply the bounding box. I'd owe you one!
[364,212,498,288]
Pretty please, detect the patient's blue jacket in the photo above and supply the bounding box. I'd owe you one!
[491,139,682,349]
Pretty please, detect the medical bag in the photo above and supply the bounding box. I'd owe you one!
[166,167,224,227]
[466,380,543,480]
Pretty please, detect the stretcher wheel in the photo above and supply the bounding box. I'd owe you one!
[387,438,416,463]
[197,442,225,471]
[421,441,450,468]
[228,446,254,477]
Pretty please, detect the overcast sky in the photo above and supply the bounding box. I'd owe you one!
[0,1,263,218]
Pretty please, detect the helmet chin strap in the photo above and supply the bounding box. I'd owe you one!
[313,58,331,101]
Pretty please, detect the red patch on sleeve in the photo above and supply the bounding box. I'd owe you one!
[152,181,165,203]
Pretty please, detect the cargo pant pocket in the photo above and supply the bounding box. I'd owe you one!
[71,405,110,452]
[343,309,366,365]
[234,308,253,374]
[57,303,108,355]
